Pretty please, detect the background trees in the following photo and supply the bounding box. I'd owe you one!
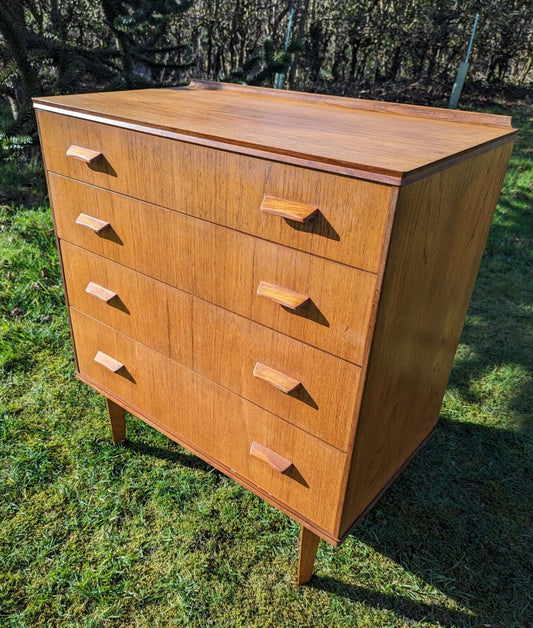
[185,0,533,92]
[0,0,193,139]
[0,0,532,145]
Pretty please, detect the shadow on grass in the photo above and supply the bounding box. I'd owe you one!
[123,438,216,473]
[312,573,477,626]
[311,415,532,626]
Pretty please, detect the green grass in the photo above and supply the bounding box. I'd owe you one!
[0,104,532,627]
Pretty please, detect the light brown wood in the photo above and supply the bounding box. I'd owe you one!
[94,350,124,373]
[85,281,117,303]
[297,526,321,585]
[34,82,515,182]
[50,176,376,364]
[187,81,514,128]
[70,308,346,532]
[75,213,110,233]
[34,84,515,584]
[66,144,102,164]
[260,196,318,223]
[256,281,309,310]
[249,441,293,473]
[253,362,301,394]
[60,241,360,450]
[106,397,126,444]
[38,113,391,272]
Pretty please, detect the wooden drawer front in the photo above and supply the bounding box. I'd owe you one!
[51,176,376,364]
[61,242,360,450]
[70,309,345,533]
[37,110,391,272]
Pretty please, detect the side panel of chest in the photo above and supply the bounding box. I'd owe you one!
[338,143,515,537]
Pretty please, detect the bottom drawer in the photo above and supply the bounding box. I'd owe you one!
[70,308,346,534]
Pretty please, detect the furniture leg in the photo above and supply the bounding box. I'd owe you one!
[297,526,320,585]
[106,397,126,444]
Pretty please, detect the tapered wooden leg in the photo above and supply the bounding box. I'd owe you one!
[297,526,320,585]
[106,398,126,444]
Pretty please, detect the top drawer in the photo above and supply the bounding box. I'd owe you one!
[36,110,392,273]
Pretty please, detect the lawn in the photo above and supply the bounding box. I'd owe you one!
[0,103,531,627]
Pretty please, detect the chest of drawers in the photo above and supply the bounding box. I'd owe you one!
[34,81,515,584]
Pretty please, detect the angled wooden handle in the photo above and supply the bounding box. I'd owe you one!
[260,196,318,223]
[249,441,293,473]
[67,144,102,164]
[253,362,301,394]
[76,213,111,233]
[256,281,309,310]
[85,282,117,303]
[94,351,124,373]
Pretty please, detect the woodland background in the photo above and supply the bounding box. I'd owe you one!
[0,0,532,151]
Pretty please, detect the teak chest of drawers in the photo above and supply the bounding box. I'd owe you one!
[33,81,515,584]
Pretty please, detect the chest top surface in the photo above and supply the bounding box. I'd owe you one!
[33,80,515,184]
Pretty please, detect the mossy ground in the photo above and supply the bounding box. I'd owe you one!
[0,104,531,627]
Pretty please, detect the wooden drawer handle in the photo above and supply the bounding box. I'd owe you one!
[253,362,301,394]
[94,351,124,373]
[76,213,111,233]
[256,281,309,310]
[85,282,117,303]
[66,144,102,164]
[260,196,318,223]
[249,441,293,473]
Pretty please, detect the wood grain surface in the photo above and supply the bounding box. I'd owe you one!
[85,281,117,302]
[33,81,515,181]
[260,196,318,223]
[106,398,126,444]
[70,308,346,533]
[249,441,293,473]
[50,176,377,364]
[66,144,102,163]
[75,213,110,233]
[256,281,310,310]
[297,527,321,584]
[60,241,360,451]
[94,350,124,373]
[337,143,515,537]
[37,110,392,272]
[252,362,301,394]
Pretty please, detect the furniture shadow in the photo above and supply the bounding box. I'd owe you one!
[98,226,123,245]
[89,155,117,177]
[311,575,476,627]
[309,415,532,627]
[283,299,329,327]
[285,212,340,242]
[123,438,215,473]
[108,295,130,314]
[290,384,318,410]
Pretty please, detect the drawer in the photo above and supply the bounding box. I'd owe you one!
[37,110,391,272]
[70,308,346,533]
[61,242,360,450]
[51,176,376,364]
